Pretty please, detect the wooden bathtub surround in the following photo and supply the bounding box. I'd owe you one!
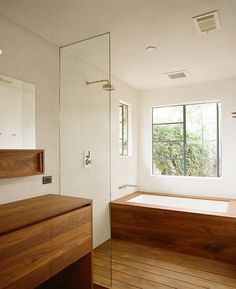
[0,149,44,179]
[0,194,93,289]
[111,192,236,265]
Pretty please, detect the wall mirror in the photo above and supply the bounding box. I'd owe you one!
[0,73,36,149]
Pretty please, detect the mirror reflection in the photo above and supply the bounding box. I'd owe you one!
[0,74,36,149]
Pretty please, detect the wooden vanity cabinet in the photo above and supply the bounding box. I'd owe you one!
[0,194,92,289]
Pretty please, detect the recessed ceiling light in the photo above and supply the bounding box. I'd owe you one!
[146,46,157,53]
[0,47,3,55]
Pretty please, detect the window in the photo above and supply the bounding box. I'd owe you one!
[152,102,221,177]
[119,103,128,156]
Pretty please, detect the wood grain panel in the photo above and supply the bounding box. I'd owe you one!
[111,203,236,264]
[51,206,92,275]
[36,253,92,289]
[0,194,91,236]
[0,220,51,289]
[0,149,44,179]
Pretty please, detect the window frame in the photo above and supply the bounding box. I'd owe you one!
[152,102,221,177]
[119,102,129,156]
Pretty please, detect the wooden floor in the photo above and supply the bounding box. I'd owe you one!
[93,239,236,289]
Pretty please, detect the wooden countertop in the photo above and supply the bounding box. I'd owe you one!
[112,191,236,219]
[0,194,92,236]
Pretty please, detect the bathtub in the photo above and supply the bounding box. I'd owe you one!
[111,192,236,264]
[127,194,229,213]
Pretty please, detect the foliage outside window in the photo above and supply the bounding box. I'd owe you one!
[119,103,128,156]
[152,102,221,177]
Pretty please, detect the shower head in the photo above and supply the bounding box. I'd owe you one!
[86,79,115,91]
[102,82,115,91]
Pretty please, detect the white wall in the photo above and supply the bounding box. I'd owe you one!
[60,50,138,247]
[111,78,138,201]
[60,50,110,247]
[0,16,59,204]
[138,78,236,199]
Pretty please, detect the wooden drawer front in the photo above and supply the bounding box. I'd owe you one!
[0,221,51,289]
[51,206,92,275]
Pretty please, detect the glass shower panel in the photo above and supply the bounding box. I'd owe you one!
[60,33,112,287]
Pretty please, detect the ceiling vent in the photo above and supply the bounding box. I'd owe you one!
[193,10,220,34]
[164,70,188,80]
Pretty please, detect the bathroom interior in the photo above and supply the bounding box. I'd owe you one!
[0,1,236,289]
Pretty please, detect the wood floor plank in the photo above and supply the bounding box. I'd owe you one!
[94,274,112,288]
[94,283,111,289]
[95,265,174,289]
[96,240,236,278]
[95,246,236,288]
[95,252,236,289]
[94,273,138,289]
[111,240,236,278]
[94,257,206,289]
[94,240,236,289]
[102,247,236,287]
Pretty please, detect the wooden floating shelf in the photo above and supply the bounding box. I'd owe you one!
[0,149,44,179]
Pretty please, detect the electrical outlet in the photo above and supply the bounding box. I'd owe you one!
[42,176,52,184]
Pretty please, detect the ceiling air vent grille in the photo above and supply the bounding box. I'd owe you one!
[193,10,220,34]
[164,70,188,80]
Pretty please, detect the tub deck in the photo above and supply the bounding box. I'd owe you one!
[112,191,236,218]
[111,192,236,265]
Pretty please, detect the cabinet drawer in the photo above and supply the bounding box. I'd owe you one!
[51,206,92,275]
[0,221,51,289]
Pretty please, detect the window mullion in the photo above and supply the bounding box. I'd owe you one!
[126,105,129,156]
[216,102,220,177]
[122,105,124,156]
[183,105,187,176]
[152,108,154,175]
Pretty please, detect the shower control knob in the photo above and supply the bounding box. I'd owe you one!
[83,150,92,168]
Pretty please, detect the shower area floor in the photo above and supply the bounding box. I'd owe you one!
[94,239,236,289]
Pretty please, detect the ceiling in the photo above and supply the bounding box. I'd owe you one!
[0,0,236,90]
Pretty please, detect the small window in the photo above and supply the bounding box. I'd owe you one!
[119,103,129,156]
[152,102,221,177]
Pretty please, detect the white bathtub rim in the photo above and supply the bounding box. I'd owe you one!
[127,194,229,214]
